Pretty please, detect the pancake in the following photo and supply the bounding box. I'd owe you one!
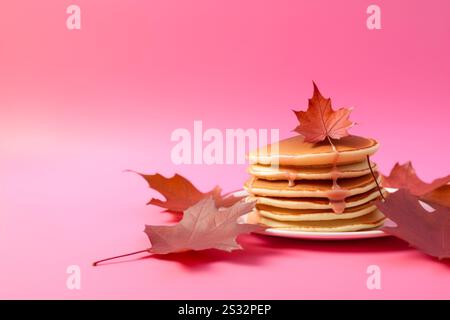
[249,209,385,232]
[255,201,377,221]
[248,161,377,181]
[247,188,387,210]
[244,173,381,198]
[248,135,379,166]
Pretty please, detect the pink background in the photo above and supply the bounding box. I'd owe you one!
[1,0,450,299]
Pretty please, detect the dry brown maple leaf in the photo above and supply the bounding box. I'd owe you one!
[382,162,450,196]
[293,82,355,143]
[135,172,244,212]
[145,197,262,254]
[376,189,450,259]
[93,198,262,265]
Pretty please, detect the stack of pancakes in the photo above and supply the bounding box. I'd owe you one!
[245,135,386,232]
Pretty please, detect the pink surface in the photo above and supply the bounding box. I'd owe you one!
[1,0,450,299]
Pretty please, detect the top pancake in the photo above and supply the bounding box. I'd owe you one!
[248,135,379,166]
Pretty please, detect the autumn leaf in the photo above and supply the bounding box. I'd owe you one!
[145,197,262,254]
[135,172,244,212]
[293,82,355,143]
[376,189,450,259]
[382,162,450,196]
[93,198,262,265]
[421,185,450,208]
[376,163,450,259]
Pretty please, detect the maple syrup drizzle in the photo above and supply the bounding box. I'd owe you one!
[286,172,297,187]
[326,141,351,214]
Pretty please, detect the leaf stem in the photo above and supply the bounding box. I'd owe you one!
[326,136,337,153]
[366,155,385,201]
[92,249,150,266]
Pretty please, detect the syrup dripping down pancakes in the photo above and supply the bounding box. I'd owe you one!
[245,135,386,232]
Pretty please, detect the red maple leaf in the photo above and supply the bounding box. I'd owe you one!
[421,185,450,208]
[376,189,450,259]
[293,82,355,143]
[135,172,244,212]
[382,162,450,196]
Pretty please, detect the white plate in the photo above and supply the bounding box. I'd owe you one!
[252,225,390,241]
[232,190,393,241]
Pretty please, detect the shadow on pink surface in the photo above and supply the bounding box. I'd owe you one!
[93,233,450,271]
[251,234,410,254]
[150,236,410,269]
[250,234,450,268]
